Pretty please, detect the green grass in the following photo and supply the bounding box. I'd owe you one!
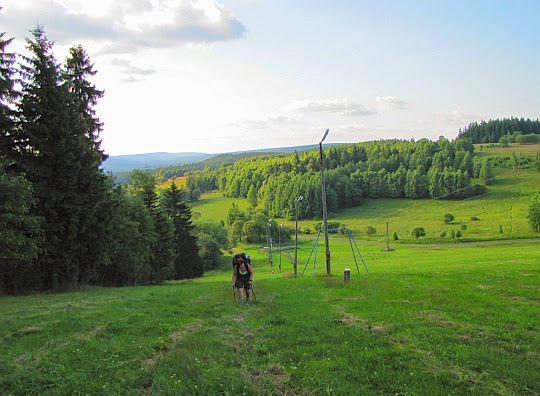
[2,153,539,395]
[1,241,539,395]
[331,167,539,243]
[190,191,247,223]
[474,143,540,156]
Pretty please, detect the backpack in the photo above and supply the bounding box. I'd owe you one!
[232,253,251,267]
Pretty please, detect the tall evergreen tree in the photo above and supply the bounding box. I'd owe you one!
[161,182,203,279]
[0,32,18,160]
[63,44,111,284]
[16,26,96,289]
[130,170,175,282]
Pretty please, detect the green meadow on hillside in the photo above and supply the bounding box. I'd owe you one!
[1,143,539,395]
[192,166,540,244]
[1,242,538,395]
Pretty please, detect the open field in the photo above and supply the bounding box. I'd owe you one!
[474,143,540,156]
[156,176,187,190]
[2,149,538,395]
[331,167,539,243]
[1,241,539,395]
[192,167,540,244]
[191,191,248,221]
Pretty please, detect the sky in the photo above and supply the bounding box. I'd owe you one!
[1,0,539,156]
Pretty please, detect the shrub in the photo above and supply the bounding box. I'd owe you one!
[440,231,447,238]
[392,232,398,241]
[366,226,376,236]
[412,227,426,239]
[443,213,455,223]
[461,224,467,231]
[527,197,540,232]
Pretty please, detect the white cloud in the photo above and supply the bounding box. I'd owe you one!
[1,0,246,53]
[110,58,156,81]
[376,96,408,110]
[232,114,306,130]
[287,99,377,117]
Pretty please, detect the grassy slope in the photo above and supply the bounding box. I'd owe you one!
[192,168,540,244]
[1,242,538,395]
[1,146,539,395]
[332,167,539,243]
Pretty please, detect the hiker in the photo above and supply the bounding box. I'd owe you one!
[232,255,254,303]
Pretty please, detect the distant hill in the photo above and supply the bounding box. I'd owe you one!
[103,144,341,173]
[102,152,214,172]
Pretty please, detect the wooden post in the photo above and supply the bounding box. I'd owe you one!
[344,268,351,283]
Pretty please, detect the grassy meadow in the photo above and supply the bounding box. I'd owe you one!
[1,241,539,395]
[192,167,540,244]
[2,150,539,395]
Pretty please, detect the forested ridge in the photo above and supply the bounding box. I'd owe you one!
[186,137,491,220]
[457,117,540,144]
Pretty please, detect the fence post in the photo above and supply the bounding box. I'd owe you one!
[344,268,351,283]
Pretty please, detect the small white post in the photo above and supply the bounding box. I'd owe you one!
[344,268,351,283]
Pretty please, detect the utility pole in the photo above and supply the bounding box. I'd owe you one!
[267,219,273,266]
[279,224,283,272]
[294,195,303,276]
[319,129,331,275]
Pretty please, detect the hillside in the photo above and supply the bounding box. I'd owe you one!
[103,143,341,174]
[102,152,214,172]
[191,144,540,244]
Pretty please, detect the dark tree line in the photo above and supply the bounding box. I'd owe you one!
[457,117,540,144]
[0,28,203,294]
[187,137,486,220]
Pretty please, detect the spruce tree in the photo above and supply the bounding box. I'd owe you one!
[130,170,175,282]
[161,182,203,279]
[63,44,111,284]
[0,32,18,160]
[17,26,90,289]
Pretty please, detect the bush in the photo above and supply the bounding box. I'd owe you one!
[461,224,467,231]
[366,226,376,236]
[471,216,479,221]
[412,227,426,239]
[527,197,540,232]
[443,213,455,223]
[392,232,398,241]
[440,231,447,238]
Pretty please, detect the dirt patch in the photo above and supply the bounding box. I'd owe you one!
[417,310,456,327]
[250,365,295,395]
[335,305,391,335]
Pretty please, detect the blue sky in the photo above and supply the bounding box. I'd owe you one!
[2,0,539,155]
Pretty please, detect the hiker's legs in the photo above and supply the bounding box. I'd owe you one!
[237,287,245,302]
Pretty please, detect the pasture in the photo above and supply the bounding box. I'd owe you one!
[1,240,538,395]
[2,154,539,395]
[192,167,540,244]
